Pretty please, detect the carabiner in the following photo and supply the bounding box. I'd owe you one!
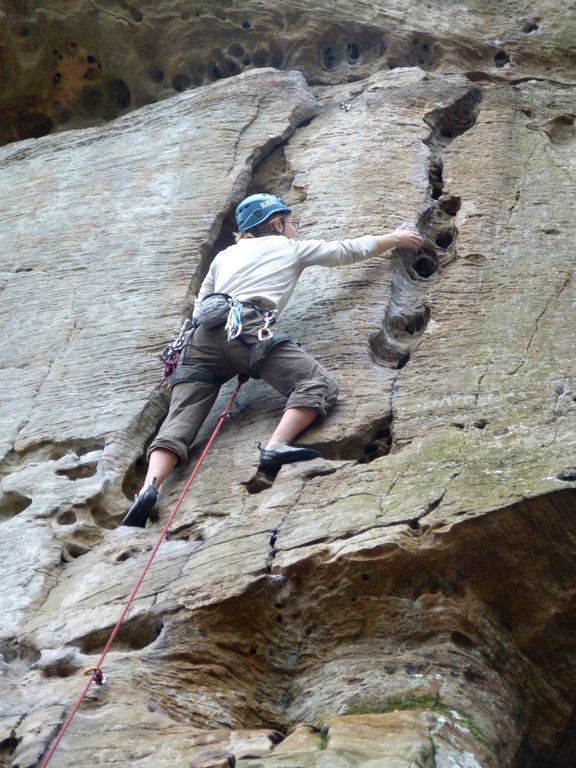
[257,310,277,341]
[258,326,273,341]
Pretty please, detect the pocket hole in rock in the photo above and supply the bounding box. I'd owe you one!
[115,548,139,562]
[0,492,32,521]
[172,73,191,91]
[494,49,510,67]
[428,158,444,199]
[396,352,410,369]
[149,66,164,82]
[410,251,438,279]
[451,631,475,648]
[435,230,454,249]
[322,45,338,69]
[404,307,430,335]
[439,195,461,216]
[61,541,91,561]
[56,463,97,480]
[39,651,81,678]
[77,615,164,653]
[57,510,77,525]
[347,42,361,62]
[0,730,20,755]
[90,502,117,529]
[0,639,41,664]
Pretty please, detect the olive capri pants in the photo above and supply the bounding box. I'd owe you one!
[148,310,339,464]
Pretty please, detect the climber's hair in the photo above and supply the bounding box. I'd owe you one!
[234,214,287,242]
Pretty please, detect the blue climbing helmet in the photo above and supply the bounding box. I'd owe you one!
[235,193,292,232]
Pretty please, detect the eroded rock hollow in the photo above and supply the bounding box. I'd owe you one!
[1,1,575,767]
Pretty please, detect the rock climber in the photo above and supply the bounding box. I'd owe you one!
[121,193,423,527]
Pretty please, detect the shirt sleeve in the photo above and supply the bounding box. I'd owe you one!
[294,235,380,268]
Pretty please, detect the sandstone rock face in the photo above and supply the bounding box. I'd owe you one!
[1,0,574,146]
[1,3,576,768]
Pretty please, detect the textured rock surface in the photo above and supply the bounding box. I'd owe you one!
[1,2,576,768]
[1,0,575,145]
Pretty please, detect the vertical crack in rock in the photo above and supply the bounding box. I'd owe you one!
[508,270,573,376]
[425,726,439,768]
[267,527,279,573]
[369,86,483,371]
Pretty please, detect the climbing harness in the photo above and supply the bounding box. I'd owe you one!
[196,292,278,345]
[156,318,197,388]
[38,374,249,768]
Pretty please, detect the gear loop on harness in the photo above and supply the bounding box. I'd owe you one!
[156,318,198,389]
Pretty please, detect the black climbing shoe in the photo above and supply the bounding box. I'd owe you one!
[258,444,322,472]
[121,485,158,528]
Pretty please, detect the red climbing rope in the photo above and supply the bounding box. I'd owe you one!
[39,374,249,767]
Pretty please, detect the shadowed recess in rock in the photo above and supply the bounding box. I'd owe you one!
[131,488,576,766]
[0,440,105,473]
[244,414,395,494]
[37,649,82,679]
[0,639,41,665]
[55,497,139,562]
[319,413,395,463]
[0,2,535,147]
[55,462,98,480]
[75,614,164,653]
[0,730,20,760]
[0,491,32,521]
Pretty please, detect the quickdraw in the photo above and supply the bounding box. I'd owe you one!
[156,318,197,388]
[225,297,244,341]
[83,667,107,686]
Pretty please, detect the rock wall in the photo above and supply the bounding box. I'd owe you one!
[1,2,575,767]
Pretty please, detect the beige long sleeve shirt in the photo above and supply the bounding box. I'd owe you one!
[195,234,380,318]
